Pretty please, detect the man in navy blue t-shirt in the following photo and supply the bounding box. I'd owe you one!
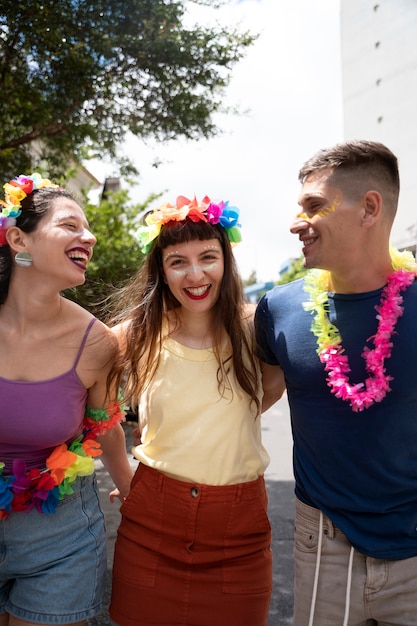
[255,140,417,625]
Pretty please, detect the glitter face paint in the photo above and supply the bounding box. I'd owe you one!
[296,196,340,220]
[163,244,222,277]
[166,262,220,278]
[162,238,224,308]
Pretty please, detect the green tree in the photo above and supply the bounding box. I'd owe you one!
[0,0,255,180]
[277,257,307,285]
[64,187,159,319]
[242,269,257,287]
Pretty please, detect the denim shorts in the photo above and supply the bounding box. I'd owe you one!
[0,474,107,624]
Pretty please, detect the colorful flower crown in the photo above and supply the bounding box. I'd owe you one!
[0,173,59,246]
[135,195,242,254]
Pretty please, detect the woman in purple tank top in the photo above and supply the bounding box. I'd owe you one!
[0,174,133,626]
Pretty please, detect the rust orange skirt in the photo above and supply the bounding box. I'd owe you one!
[110,463,272,626]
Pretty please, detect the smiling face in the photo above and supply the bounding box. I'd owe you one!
[162,238,224,314]
[290,170,363,272]
[24,197,96,287]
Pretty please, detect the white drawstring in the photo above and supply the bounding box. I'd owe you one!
[342,546,355,626]
[307,511,354,626]
[308,510,323,626]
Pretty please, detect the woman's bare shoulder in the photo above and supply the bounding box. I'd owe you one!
[109,320,132,349]
[241,301,256,322]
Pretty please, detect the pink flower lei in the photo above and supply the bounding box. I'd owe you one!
[303,253,416,412]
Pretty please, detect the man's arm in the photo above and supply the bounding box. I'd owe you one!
[261,361,285,412]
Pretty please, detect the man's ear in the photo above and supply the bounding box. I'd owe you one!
[360,190,382,228]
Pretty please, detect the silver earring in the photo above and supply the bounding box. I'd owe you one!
[15,252,33,267]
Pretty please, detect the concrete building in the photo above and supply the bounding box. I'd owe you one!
[341,0,417,254]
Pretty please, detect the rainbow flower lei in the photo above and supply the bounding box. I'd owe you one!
[0,173,59,246]
[136,195,241,253]
[303,247,416,412]
[0,402,124,519]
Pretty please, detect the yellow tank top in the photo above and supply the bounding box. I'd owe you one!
[132,337,269,485]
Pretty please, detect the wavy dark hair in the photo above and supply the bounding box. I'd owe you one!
[108,218,261,416]
[0,187,76,304]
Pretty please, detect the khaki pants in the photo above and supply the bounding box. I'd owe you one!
[294,498,417,626]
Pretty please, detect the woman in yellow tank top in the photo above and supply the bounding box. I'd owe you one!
[107,195,285,626]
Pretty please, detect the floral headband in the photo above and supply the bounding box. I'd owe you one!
[0,173,59,246]
[135,195,242,254]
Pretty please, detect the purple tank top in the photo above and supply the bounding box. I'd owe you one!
[0,318,96,474]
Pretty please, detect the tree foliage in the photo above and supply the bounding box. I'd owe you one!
[0,0,255,180]
[277,257,307,285]
[64,188,159,319]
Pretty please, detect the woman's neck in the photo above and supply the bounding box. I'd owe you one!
[0,288,63,331]
[167,309,217,349]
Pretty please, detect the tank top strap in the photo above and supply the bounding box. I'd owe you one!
[72,317,97,370]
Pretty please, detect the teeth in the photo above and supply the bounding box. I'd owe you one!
[68,251,88,263]
[186,286,209,296]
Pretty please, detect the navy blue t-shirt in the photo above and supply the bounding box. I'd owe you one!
[255,276,417,559]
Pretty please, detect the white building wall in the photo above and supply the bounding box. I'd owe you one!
[341,0,417,250]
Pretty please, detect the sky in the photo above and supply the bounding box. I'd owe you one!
[89,0,344,283]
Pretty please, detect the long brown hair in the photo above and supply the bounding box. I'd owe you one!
[108,218,261,416]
